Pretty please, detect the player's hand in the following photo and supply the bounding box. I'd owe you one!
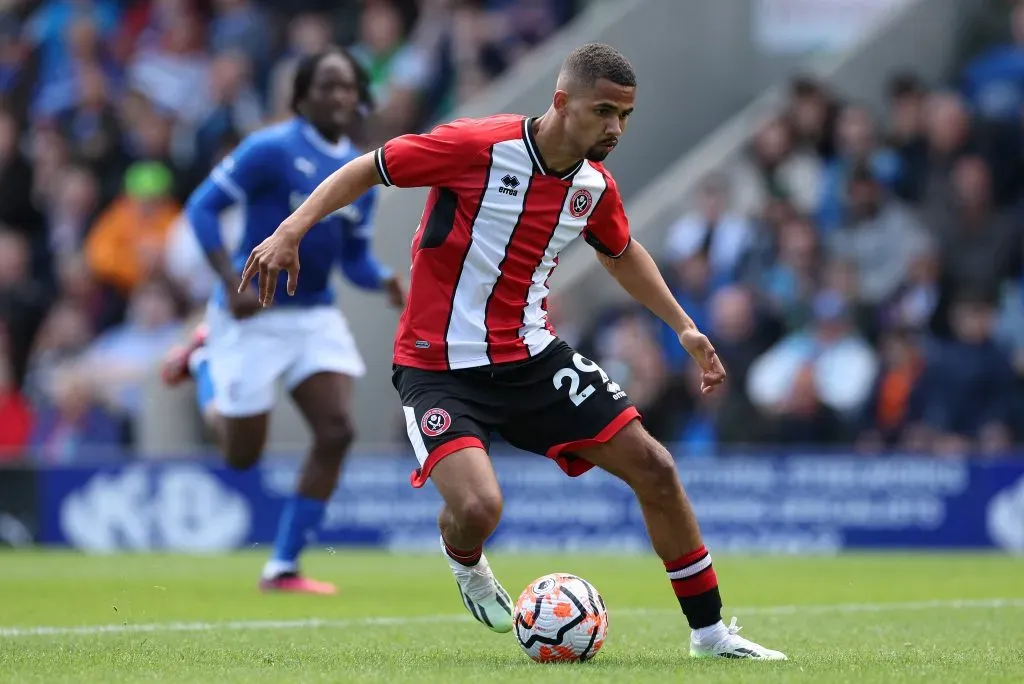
[383,275,407,309]
[238,229,301,307]
[227,287,261,319]
[678,328,726,395]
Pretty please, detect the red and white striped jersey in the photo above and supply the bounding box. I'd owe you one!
[374,114,631,371]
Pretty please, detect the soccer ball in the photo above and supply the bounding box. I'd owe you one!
[513,573,608,663]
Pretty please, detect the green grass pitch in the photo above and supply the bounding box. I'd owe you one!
[1,551,1022,683]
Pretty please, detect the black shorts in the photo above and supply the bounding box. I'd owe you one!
[392,339,639,488]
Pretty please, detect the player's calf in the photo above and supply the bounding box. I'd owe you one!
[578,421,787,660]
[261,386,356,592]
[429,448,512,633]
[438,489,503,550]
[297,416,355,500]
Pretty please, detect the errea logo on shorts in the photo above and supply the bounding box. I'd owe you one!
[421,408,451,437]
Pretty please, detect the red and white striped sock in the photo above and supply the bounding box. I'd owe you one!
[665,545,723,629]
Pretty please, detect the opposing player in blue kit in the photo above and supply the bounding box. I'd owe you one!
[160,48,405,594]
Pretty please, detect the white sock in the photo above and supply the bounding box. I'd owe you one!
[692,620,728,646]
[262,559,297,580]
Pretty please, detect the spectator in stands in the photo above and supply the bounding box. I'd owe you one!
[747,289,879,444]
[56,253,111,333]
[592,311,667,413]
[881,246,942,333]
[733,116,822,219]
[0,0,35,120]
[934,155,1019,301]
[22,299,93,409]
[754,213,821,332]
[817,105,902,233]
[47,165,101,277]
[56,63,128,205]
[956,0,1019,71]
[29,121,70,212]
[351,0,431,144]
[0,229,48,388]
[993,232,1024,375]
[786,75,840,160]
[693,285,775,447]
[207,0,272,80]
[918,92,973,216]
[266,13,333,122]
[885,72,930,203]
[828,164,933,307]
[857,326,926,451]
[961,1,1024,124]
[908,291,1016,455]
[659,250,713,372]
[84,161,180,298]
[24,0,121,120]
[29,363,125,463]
[0,107,44,236]
[665,173,753,287]
[80,278,184,422]
[592,309,687,446]
[125,4,209,127]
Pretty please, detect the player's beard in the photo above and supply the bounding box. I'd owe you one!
[584,138,618,162]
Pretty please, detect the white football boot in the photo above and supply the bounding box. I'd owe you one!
[689,617,788,660]
[442,536,513,633]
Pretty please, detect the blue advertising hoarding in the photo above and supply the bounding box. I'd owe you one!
[33,454,1024,554]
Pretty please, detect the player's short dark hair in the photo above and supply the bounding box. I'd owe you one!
[560,43,636,89]
[291,47,374,116]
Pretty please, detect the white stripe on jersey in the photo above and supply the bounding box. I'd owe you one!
[445,139,534,369]
[520,162,608,356]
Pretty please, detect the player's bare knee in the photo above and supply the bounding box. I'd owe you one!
[220,416,268,470]
[311,415,355,463]
[450,489,503,538]
[622,431,678,500]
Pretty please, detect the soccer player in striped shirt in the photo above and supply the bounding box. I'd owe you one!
[238,43,786,659]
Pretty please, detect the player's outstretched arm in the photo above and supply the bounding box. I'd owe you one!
[239,153,382,307]
[186,184,262,318]
[597,240,726,394]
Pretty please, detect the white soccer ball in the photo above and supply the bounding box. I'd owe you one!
[513,573,609,663]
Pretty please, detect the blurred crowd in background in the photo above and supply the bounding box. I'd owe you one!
[2,0,1024,463]
[0,0,577,461]
[567,1,1024,457]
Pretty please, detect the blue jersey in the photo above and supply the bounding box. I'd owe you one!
[186,118,391,308]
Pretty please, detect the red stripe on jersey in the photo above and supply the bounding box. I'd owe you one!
[395,148,494,369]
[484,179,568,365]
[582,165,630,258]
